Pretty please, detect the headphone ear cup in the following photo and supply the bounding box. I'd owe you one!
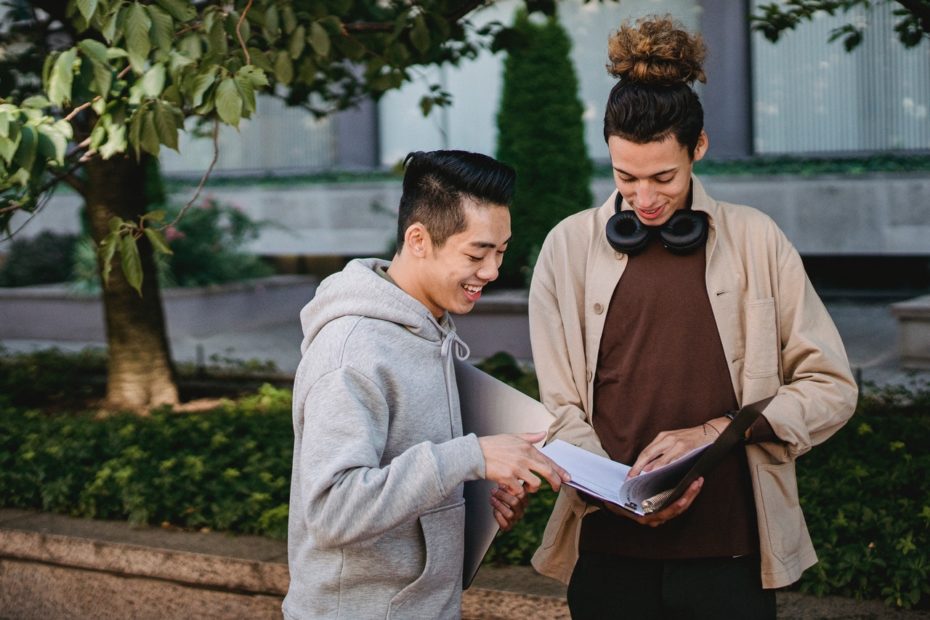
[659,211,709,255]
[605,210,651,256]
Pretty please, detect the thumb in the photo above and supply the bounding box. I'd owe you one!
[518,430,548,444]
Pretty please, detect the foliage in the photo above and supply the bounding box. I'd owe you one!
[0,384,294,538]
[0,0,548,262]
[0,346,107,408]
[796,381,930,609]
[72,196,272,290]
[0,231,79,286]
[3,344,928,608]
[495,9,592,287]
[752,1,930,51]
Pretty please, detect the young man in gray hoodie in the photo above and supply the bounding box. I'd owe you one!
[283,150,569,619]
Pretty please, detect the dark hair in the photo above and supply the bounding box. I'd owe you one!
[603,16,706,156]
[396,150,516,251]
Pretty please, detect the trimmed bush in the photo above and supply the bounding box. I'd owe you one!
[1,347,928,609]
[495,10,592,286]
[0,231,78,286]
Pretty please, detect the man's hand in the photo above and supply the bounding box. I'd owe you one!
[628,419,726,478]
[478,431,570,495]
[489,485,529,531]
[603,477,704,527]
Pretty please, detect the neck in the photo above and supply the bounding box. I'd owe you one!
[386,253,443,319]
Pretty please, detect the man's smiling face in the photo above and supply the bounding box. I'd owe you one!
[418,198,511,317]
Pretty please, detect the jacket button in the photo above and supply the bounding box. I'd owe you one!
[586,370,593,383]
[593,303,604,314]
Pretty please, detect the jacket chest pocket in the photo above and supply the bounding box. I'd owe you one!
[744,297,779,378]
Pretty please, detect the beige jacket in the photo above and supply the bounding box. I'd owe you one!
[529,177,858,589]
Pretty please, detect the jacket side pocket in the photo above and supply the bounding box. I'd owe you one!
[755,462,803,563]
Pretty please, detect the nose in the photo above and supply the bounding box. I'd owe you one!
[636,181,657,208]
[477,256,500,282]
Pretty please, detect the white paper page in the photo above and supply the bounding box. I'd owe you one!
[540,440,630,504]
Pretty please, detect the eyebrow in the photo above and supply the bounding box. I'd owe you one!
[614,166,678,178]
[470,237,511,250]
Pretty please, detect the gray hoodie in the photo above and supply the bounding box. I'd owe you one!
[283,258,487,620]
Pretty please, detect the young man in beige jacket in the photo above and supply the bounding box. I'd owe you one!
[529,17,857,618]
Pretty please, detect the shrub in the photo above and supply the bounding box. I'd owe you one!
[0,384,293,538]
[495,10,592,287]
[0,231,78,286]
[796,381,930,609]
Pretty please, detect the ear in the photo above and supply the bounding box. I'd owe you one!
[403,223,432,258]
[693,131,709,162]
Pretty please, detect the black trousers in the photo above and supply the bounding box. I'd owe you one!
[567,552,776,620]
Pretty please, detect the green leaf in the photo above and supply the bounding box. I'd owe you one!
[0,136,16,165]
[208,19,228,56]
[48,48,79,107]
[37,126,68,164]
[215,77,242,127]
[22,95,51,109]
[143,227,173,255]
[309,22,330,57]
[264,5,280,40]
[411,15,430,54]
[14,125,38,171]
[273,52,293,85]
[75,0,99,22]
[119,232,143,295]
[78,39,109,65]
[234,74,256,116]
[188,67,217,108]
[289,25,306,59]
[99,231,119,286]
[238,64,269,88]
[152,100,179,150]
[140,109,160,156]
[98,121,128,159]
[146,5,174,53]
[101,5,123,43]
[79,40,114,96]
[154,0,195,22]
[141,63,166,97]
[125,2,153,72]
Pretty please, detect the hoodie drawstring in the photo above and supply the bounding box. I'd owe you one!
[441,330,470,436]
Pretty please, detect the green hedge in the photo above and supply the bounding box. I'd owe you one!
[0,349,928,608]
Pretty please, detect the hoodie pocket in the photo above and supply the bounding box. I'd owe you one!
[387,499,465,619]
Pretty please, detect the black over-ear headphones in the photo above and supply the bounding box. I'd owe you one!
[605,193,709,256]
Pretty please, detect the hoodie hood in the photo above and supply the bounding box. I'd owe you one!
[300,258,451,355]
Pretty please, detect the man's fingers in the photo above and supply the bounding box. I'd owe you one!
[517,430,548,444]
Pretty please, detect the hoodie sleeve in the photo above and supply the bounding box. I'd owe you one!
[296,365,485,549]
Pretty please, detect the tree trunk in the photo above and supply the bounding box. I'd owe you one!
[84,154,179,412]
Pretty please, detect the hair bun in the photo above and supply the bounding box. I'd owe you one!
[607,15,706,85]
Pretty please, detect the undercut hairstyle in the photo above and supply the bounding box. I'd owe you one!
[395,150,516,251]
[603,15,706,156]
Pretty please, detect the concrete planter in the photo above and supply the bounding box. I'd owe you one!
[890,295,930,370]
[0,275,318,342]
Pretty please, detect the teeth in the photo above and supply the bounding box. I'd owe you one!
[463,284,482,294]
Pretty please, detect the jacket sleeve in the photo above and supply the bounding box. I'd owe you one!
[529,231,609,459]
[295,365,485,549]
[760,226,859,460]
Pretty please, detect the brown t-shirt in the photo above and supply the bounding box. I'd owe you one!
[578,236,759,559]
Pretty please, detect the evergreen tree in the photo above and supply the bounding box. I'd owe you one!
[496,10,592,286]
